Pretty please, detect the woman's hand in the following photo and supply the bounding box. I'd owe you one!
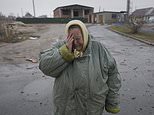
[66,33,74,52]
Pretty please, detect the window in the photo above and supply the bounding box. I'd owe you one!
[62,9,70,15]
[112,14,117,19]
[74,11,79,17]
[85,10,90,15]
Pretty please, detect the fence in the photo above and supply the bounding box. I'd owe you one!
[16,18,88,24]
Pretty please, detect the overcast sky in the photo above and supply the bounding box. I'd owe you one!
[0,0,154,17]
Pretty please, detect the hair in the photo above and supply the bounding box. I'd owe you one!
[69,25,81,30]
[68,25,83,36]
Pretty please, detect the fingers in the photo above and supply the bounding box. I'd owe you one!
[67,33,72,39]
[66,33,74,52]
[67,33,74,42]
[67,33,74,44]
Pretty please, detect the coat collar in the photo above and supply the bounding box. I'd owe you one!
[81,35,92,57]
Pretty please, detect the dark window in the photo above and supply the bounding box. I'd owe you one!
[62,9,69,15]
[74,11,79,17]
[85,10,90,15]
[112,14,117,19]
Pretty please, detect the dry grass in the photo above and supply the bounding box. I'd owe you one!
[0,21,20,43]
[0,22,37,43]
[111,25,132,33]
[111,25,154,43]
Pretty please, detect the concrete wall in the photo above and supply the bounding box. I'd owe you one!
[91,12,124,24]
[54,9,61,18]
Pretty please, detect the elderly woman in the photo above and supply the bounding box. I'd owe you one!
[39,20,121,115]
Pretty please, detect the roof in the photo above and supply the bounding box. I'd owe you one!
[54,4,94,11]
[25,12,33,17]
[131,7,154,17]
[93,11,126,14]
[150,9,154,16]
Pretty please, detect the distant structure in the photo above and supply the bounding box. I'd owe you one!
[38,15,48,18]
[53,4,94,20]
[130,7,154,23]
[24,12,33,18]
[91,11,126,24]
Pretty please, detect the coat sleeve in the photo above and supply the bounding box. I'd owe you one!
[99,43,121,113]
[105,56,121,113]
[39,41,74,78]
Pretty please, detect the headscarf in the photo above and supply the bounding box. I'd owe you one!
[65,20,89,58]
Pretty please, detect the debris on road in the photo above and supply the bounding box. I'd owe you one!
[147,83,154,88]
[131,97,136,100]
[20,91,24,94]
[15,54,26,58]
[26,66,37,69]
[133,67,138,70]
[29,36,40,40]
[26,58,38,63]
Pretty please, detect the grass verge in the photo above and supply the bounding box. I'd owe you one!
[110,25,154,43]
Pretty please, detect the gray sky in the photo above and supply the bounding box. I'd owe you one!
[0,0,154,17]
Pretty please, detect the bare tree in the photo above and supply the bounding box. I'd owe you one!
[0,12,17,42]
[128,17,144,34]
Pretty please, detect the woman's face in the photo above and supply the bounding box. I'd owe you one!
[69,28,84,51]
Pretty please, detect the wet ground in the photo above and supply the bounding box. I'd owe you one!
[89,25,154,115]
[140,23,154,34]
[0,24,65,115]
[0,24,154,115]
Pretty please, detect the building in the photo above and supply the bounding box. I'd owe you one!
[53,4,94,21]
[24,12,33,18]
[130,7,154,23]
[149,9,154,23]
[91,11,126,24]
[38,15,48,18]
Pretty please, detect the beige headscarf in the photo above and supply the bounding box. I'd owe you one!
[65,20,89,58]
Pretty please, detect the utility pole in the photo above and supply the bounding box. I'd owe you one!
[32,0,36,17]
[99,6,101,12]
[21,8,23,17]
[127,0,130,16]
[126,0,130,22]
